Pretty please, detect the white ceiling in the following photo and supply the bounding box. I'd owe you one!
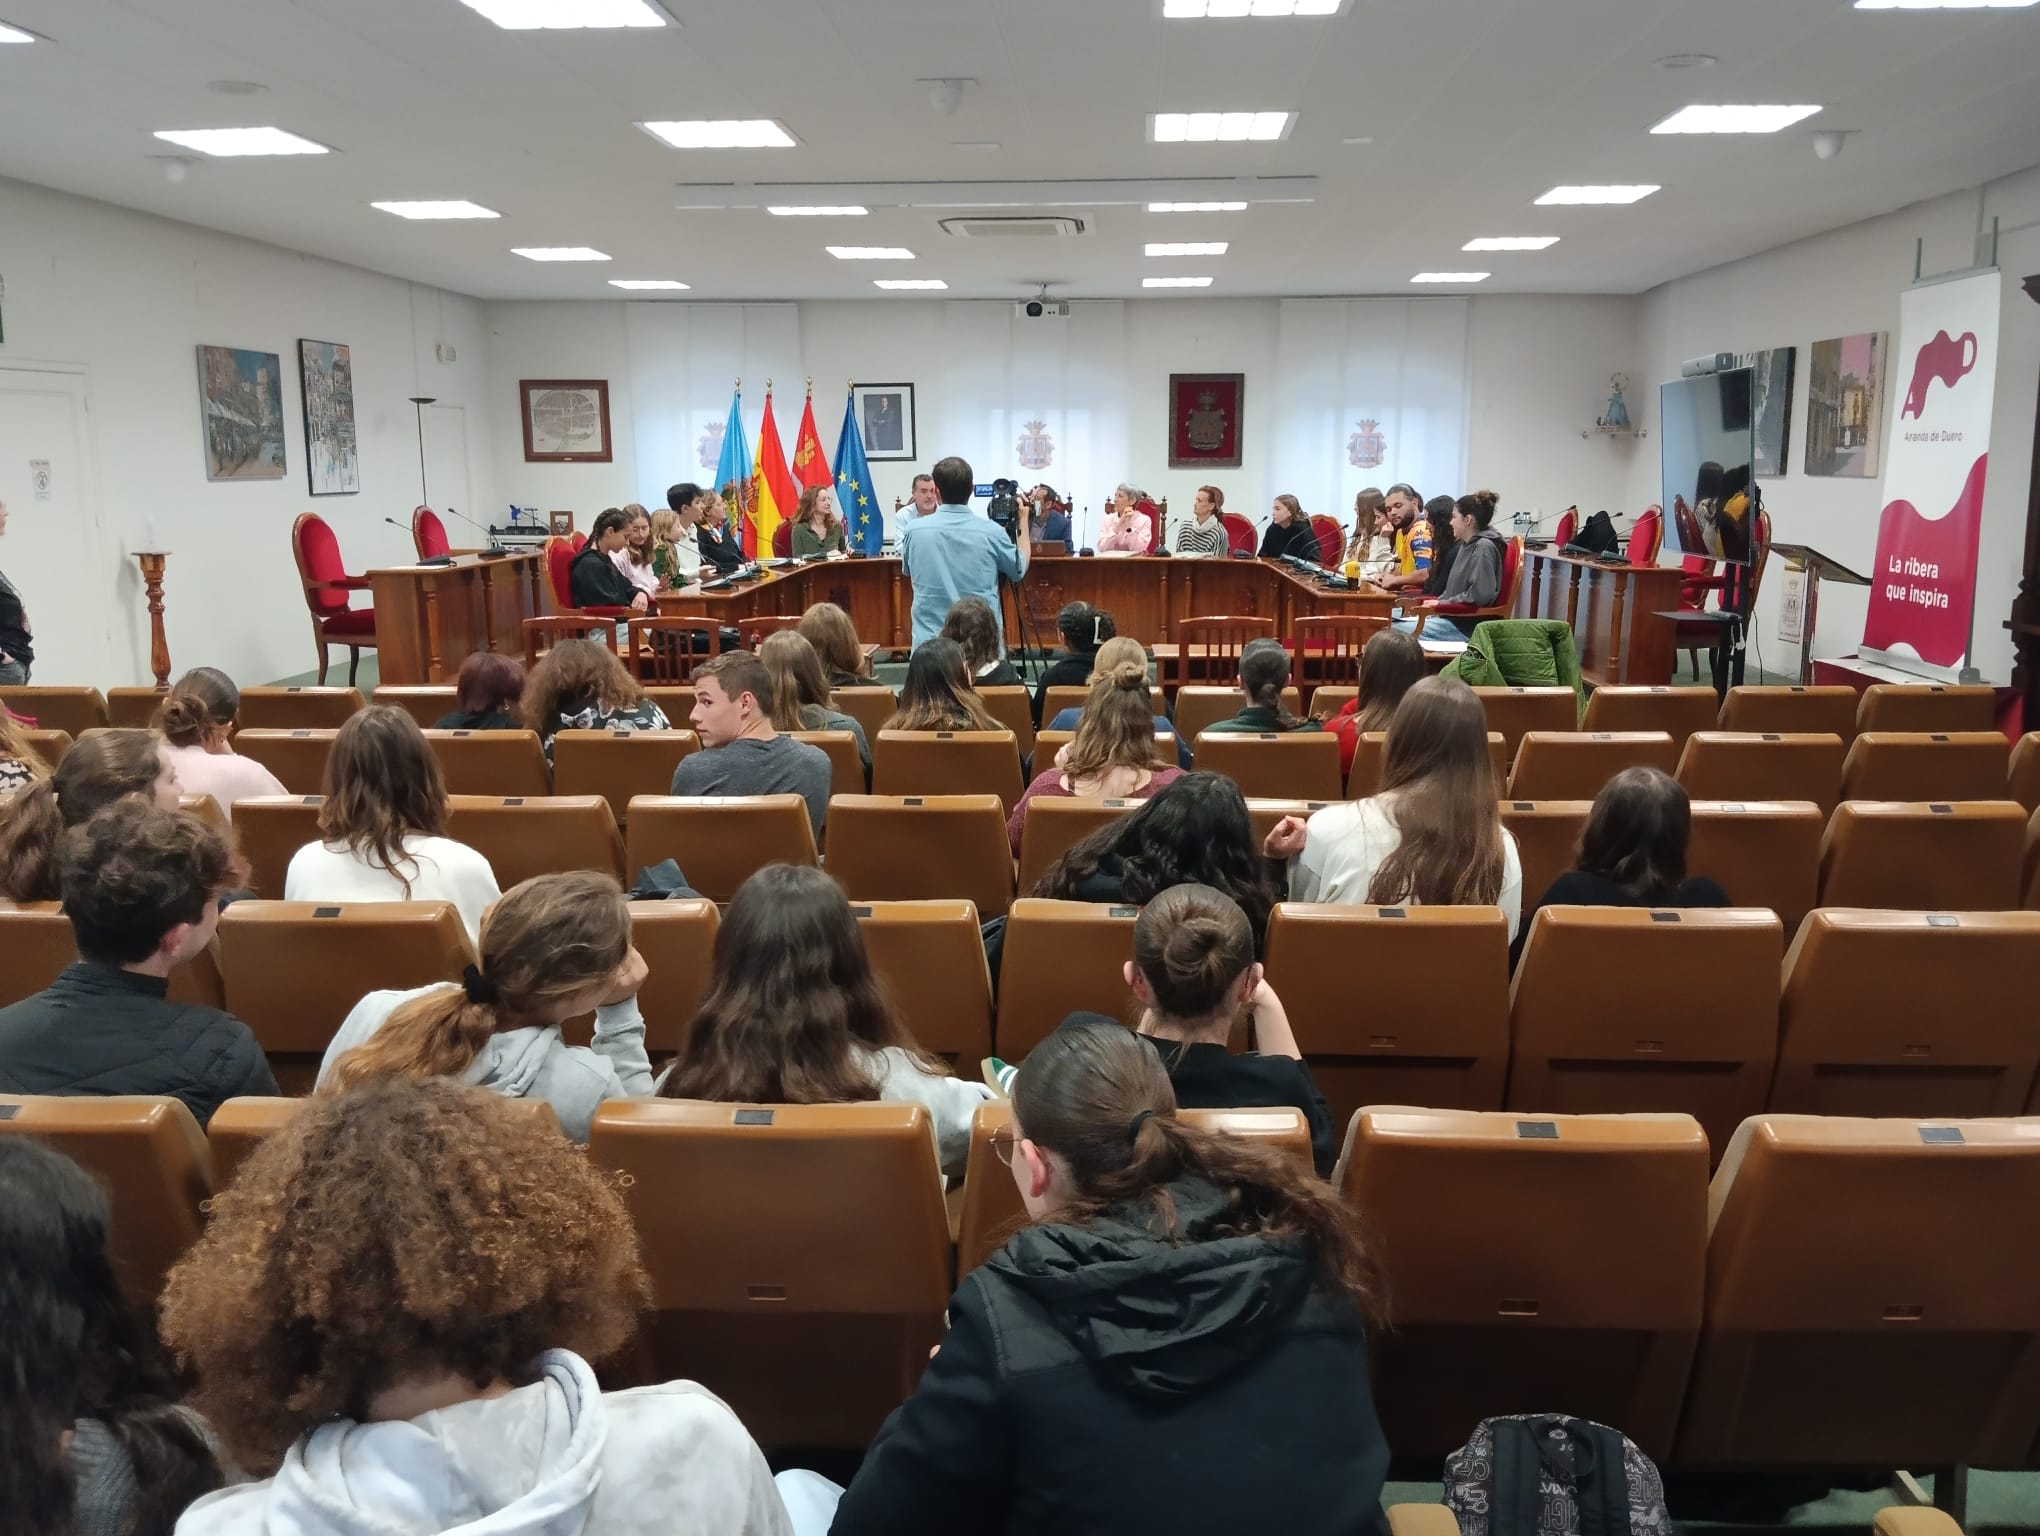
[0,0,2037,302]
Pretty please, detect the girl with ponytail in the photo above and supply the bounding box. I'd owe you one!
[1007,650,1184,855]
[822,1013,1388,1536]
[317,870,652,1142]
[0,728,177,902]
[154,666,287,819]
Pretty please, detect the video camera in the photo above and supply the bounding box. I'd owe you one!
[986,477,1023,542]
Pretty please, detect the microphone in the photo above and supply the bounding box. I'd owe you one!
[386,516,456,566]
[427,504,509,557]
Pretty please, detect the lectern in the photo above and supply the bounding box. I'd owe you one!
[1770,543,1872,685]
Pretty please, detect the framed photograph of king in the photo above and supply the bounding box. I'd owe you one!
[852,382,916,462]
[1169,373,1245,468]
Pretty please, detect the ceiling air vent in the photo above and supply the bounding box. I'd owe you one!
[938,216,1086,239]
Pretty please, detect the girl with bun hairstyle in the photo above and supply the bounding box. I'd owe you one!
[155,667,287,819]
[1039,635,1187,770]
[1007,655,1184,856]
[0,728,178,902]
[1396,489,1508,642]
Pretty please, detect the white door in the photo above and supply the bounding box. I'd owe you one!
[423,403,475,536]
[0,366,113,685]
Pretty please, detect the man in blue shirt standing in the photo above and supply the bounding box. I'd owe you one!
[900,456,1031,648]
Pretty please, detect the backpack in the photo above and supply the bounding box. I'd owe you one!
[1565,510,1620,555]
[1443,1415,1672,1536]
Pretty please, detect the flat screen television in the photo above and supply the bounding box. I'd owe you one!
[1659,367,1758,565]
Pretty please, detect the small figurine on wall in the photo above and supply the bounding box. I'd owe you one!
[1599,374,1632,432]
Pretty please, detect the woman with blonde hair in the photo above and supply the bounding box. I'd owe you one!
[0,729,178,902]
[1343,486,1388,570]
[799,601,881,691]
[318,871,651,1142]
[1264,674,1522,938]
[153,666,288,819]
[1039,635,1188,770]
[882,638,1001,734]
[759,630,870,780]
[520,636,671,762]
[647,506,688,589]
[790,485,847,559]
[1008,655,1183,856]
[0,705,51,797]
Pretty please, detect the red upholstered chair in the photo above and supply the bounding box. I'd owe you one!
[542,535,631,621]
[1309,515,1345,567]
[772,522,794,559]
[1219,511,1256,555]
[1626,505,1663,565]
[1678,555,1723,677]
[290,513,378,686]
[412,506,450,560]
[1136,497,1167,553]
[1428,536,1525,626]
[1553,507,1578,549]
[1672,497,1706,558]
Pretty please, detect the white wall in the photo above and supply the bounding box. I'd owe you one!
[0,175,493,688]
[1626,165,2040,683]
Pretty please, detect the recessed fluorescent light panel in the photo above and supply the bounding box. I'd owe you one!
[639,119,796,149]
[0,19,36,41]
[874,279,948,290]
[1535,184,1660,205]
[610,279,690,289]
[1463,236,1560,251]
[373,200,500,219]
[827,246,915,260]
[152,127,330,157]
[1143,276,1214,288]
[767,205,868,216]
[455,0,667,28]
[1146,241,1229,256]
[512,246,610,261]
[1411,272,1490,284]
[1162,0,1342,15]
[1854,1,2037,8]
[1149,201,1249,212]
[1149,111,1293,143]
[1652,104,1822,134]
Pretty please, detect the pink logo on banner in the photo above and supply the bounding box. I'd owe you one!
[1860,453,1989,666]
[1901,329,1978,420]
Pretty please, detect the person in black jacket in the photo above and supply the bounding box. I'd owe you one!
[569,508,651,612]
[818,1016,1389,1536]
[433,650,527,731]
[0,799,275,1128]
[1030,601,1114,726]
[0,496,32,686]
[1259,493,1322,563]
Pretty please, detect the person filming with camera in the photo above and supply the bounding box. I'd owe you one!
[899,456,1032,649]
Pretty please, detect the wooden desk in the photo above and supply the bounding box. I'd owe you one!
[1516,549,1682,686]
[658,558,905,647]
[369,553,543,685]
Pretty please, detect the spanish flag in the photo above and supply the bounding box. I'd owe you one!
[751,386,800,559]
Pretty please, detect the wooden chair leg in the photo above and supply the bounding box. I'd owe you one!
[313,623,330,685]
[347,647,361,687]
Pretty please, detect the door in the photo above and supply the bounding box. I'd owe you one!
[422,403,475,537]
[0,366,112,685]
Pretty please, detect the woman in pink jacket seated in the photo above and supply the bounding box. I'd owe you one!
[1095,484,1154,554]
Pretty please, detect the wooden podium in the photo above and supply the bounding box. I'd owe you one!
[1770,543,1872,685]
[1517,547,1683,686]
[368,553,543,685]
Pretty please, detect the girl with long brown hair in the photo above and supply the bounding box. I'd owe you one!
[154,666,288,819]
[1007,654,1183,856]
[660,864,990,1176]
[790,485,847,558]
[798,601,879,691]
[611,503,660,599]
[520,636,670,762]
[939,596,1022,686]
[1326,625,1426,779]
[0,705,50,797]
[0,728,178,902]
[759,630,870,779]
[1039,635,1188,769]
[881,637,1000,734]
[282,705,499,941]
[1265,673,1522,938]
[822,1015,1388,1536]
[319,871,650,1141]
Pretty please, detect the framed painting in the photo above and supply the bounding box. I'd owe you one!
[1733,346,1795,479]
[197,345,287,481]
[1804,333,1887,479]
[298,338,359,495]
[852,382,915,461]
[521,379,613,463]
[1169,372,1245,468]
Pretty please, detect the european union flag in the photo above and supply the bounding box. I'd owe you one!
[833,388,883,555]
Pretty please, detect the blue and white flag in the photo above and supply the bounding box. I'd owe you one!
[833,388,883,554]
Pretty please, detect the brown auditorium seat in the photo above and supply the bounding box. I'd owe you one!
[1507,731,1677,800]
[975,686,1036,754]
[23,728,72,766]
[959,1100,1312,1276]
[828,687,899,743]
[625,795,817,903]
[2010,732,2040,814]
[1043,683,1166,726]
[0,1094,212,1308]
[446,795,624,887]
[1310,685,1358,721]
[231,728,337,795]
[215,900,475,1092]
[1247,798,1340,850]
[1676,732,1845,816]
[825,795,1015,918]
[1263,904,1510,1128]
[1472,686,1578,764]
[993,899,1137,1059]
[1582,686,1720,753]
[1338,1107,1708,1461]
[232,795,325,900]
[371,685,458,730]
[105,686,166,729]
[872,730,1024,811]
[1016,796,1140,894]
[1677,1114,2040,1470]
[423,728,551,798]
[1840,731,2012,803]
[177,793,229,834]
[236,685,364,730]
[1856,682,1996,735]
[618,899,718,1057]
[854,900,993,1065]
[207,1095,562,1190]
[1770,911,2040,1119]
[0,685,108,738]
[1172,686,1303,744]
[1819,801,2026,912]
[1348,731,1504,799]
[0,904,224,1011]
[1192,731,1343,800]
[1508,907,1784,1155]
[644,686,693,725]
[790,730,865,798]
[1500,801,1593,908]
[550,728,698,827]
[1685,801,1824,936]
[588,1099,952,1448]
[2028,805,2040,911]
[1719,684,1859,742]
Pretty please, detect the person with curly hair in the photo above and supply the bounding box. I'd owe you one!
[938,595,1022,687]
[160,1077,790,1535]
[0,728,179,903]
[0,703,51,798]
[519,637,671,764]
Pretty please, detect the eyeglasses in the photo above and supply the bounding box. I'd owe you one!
[990,1127,1019,1167]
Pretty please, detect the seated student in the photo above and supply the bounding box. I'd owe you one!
[941,595,1023,687]
[1040,635,1190,771]
[648,504,694,589]
[1396,490,1507,642]
[0,728,180,903]
[881,637,1003,734]
[1199,636,1320,735]
[812,1016,1388,1536]
[1260,494,1322,563]
[1372,484,1434,592]
[1512,766,1731,969]
[284,706,500,943]
[159,1078,789,1535]
[1326,626,1426,778]
[1264,675,1523,940]
[571,507,653,612]
[799,600,883,692]
[152,667,288,819]
[660,864,992,1177]
[697,483,751,575]
[0,1137,226,1536]
[1415,495,1460,597]
[320,871,652,1142]
[1174,484,1230,558]
[671,652,831,839]
[520,636,671,763]
[1342,487,1388,570]
[0,800,277,1128]
[1031,601,1114,725]
[0,705,50,797]
[435,650,527,731]
[759,629,870,781]
[1009,660,1185,858]
[612,503,661,598]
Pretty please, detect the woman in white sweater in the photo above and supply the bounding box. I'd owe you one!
[318,870,653,1142]
[659,863,992,1178]
[1264,675,1524,940]
[283,704,498,941]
